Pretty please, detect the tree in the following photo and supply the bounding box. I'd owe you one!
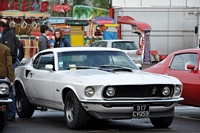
[64,0,88,17]
[92,0,109,10]
[62,0,109,17]
[73,5,83,19]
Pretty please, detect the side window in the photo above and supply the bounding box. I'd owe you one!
[33,55,42,68]
[125,43,131,50]
[170,53,198,70]
[90,42,100,47]
[99,42,107,47]
[182,53,198,70]
[170,54,185,70]
[112,42,122,49]
[33,53,54,70]
[125,42,139,50]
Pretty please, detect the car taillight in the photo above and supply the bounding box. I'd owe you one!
[136,50,142,55]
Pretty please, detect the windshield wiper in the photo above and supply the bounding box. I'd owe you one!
[99,65,128,69]
[66,66,96,70]
[99,65,133,72]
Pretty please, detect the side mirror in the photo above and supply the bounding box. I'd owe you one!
[45,64,53,71]
[135,63,142,70]
[186,64,195,70]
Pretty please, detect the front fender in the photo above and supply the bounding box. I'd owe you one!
[61,85,81,104]
[13,78,26,96]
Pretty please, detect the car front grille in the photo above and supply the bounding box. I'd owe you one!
[102,85,174,98]
[0,95,9,99]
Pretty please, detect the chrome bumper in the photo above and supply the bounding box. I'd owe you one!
[80,98,183,119]
[80,97,184,104]
[0,98,13,104]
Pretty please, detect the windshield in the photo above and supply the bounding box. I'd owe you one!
[57,51,138,70]
[112,41,139,50]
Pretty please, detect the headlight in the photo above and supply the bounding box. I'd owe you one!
[85,87,95,97]
[0,83,10,95]
[162,86,170,96]
[106,87,115,97]
[174,85,182,96]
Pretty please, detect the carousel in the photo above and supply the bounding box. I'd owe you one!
[0,10,50,58]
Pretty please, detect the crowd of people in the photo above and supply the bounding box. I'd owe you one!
[0,19,71,123]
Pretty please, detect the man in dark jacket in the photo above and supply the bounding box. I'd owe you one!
[0,19,18,65]
[38,25,50,52]
[10,27,25,61]
[0,19,19,121]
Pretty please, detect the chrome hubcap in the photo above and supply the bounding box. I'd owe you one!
[66,98,74,123]
[16,90,23,112]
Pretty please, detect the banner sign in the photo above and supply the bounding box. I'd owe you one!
[0,0,49,12]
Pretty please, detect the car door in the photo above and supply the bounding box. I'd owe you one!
[164,53,200,106]
[28,52,55,107]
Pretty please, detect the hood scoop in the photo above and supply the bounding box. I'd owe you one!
[98,65,133,73]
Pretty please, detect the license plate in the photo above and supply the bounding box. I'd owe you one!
[132,104,150,118]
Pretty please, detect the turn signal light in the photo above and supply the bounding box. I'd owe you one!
[0,105,6,111]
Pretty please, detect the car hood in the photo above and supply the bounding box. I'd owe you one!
[59,69,181,85]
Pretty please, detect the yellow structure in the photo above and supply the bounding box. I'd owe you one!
[65,20,89,47]
[70,26,84,46]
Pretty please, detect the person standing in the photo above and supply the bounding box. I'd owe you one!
[10,27,25,62]
[38,25,50,52]
[0,43,13,84]
[0,19,18,67]
[54,28,71,48]
[0,19,18,121]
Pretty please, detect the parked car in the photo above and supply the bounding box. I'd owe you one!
[143,48,200,107]
[89,40,142,64]
[14,47,183,129]
[0,78,12,131]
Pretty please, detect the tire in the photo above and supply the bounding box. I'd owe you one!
[150,116,174,128]
[15,84,35,118]
[64,91,88,129]
[0,109,6,131]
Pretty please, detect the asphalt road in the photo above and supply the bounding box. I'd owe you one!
[2,105,200,133]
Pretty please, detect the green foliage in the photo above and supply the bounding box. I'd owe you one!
[92,0,109,10]
[73,5,109,20]
[64,0,109,17]
[74,5,98,19]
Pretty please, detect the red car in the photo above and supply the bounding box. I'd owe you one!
[143,48,200,107]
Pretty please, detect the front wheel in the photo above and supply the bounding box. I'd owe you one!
[0,108,6,131]
[64,91,88,129]
[15,84,35,118]
[150,116,174,128]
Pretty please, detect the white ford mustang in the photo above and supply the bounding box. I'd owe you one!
[14,47,183,129]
